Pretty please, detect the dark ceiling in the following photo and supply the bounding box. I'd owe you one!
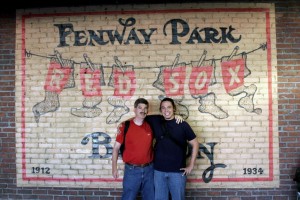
[12,0,191,9]
[11,0,262,9]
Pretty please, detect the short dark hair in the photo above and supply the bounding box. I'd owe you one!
[159,97,176,112]
[134,98,149,108]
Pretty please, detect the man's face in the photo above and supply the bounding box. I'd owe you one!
[134,103,148,119]
[160,101,175,120]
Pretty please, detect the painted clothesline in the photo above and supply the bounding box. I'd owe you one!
[24,43,267,70]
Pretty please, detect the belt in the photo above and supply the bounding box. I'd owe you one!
[125,162,152,168]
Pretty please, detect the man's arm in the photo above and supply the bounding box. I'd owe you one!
[181,138,199,175]
[112,141,121,179]
[146,114,183,124]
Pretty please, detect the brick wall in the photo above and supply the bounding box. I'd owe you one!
[0,11,18,199]
[276,0,300,199]
[0,1,300,199]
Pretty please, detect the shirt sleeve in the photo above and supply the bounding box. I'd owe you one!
[116,121,126,144]
[183,121,197,141]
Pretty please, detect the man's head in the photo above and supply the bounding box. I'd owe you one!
[134,98,149,120]
[159,97,176,120]
[134,98,149,108]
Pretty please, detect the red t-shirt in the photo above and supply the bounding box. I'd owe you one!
[116,120,153,165]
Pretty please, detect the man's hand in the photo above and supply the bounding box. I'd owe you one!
[112,167,119,179]
[175,114,184,124]
[180,164,194,176]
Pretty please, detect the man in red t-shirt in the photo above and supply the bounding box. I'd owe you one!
[112,98,154,200]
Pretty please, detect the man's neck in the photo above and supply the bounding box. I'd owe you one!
[133,117,144,125]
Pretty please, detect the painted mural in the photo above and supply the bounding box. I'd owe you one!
[15,3,278,188]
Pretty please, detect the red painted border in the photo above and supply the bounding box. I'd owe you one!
[20,8,273,183]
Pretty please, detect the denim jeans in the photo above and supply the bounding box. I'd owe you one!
[122,163,154,200]
[154,170,186,200]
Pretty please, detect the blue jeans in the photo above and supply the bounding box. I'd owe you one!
[154,170,186,200]
[122,163,154,200]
